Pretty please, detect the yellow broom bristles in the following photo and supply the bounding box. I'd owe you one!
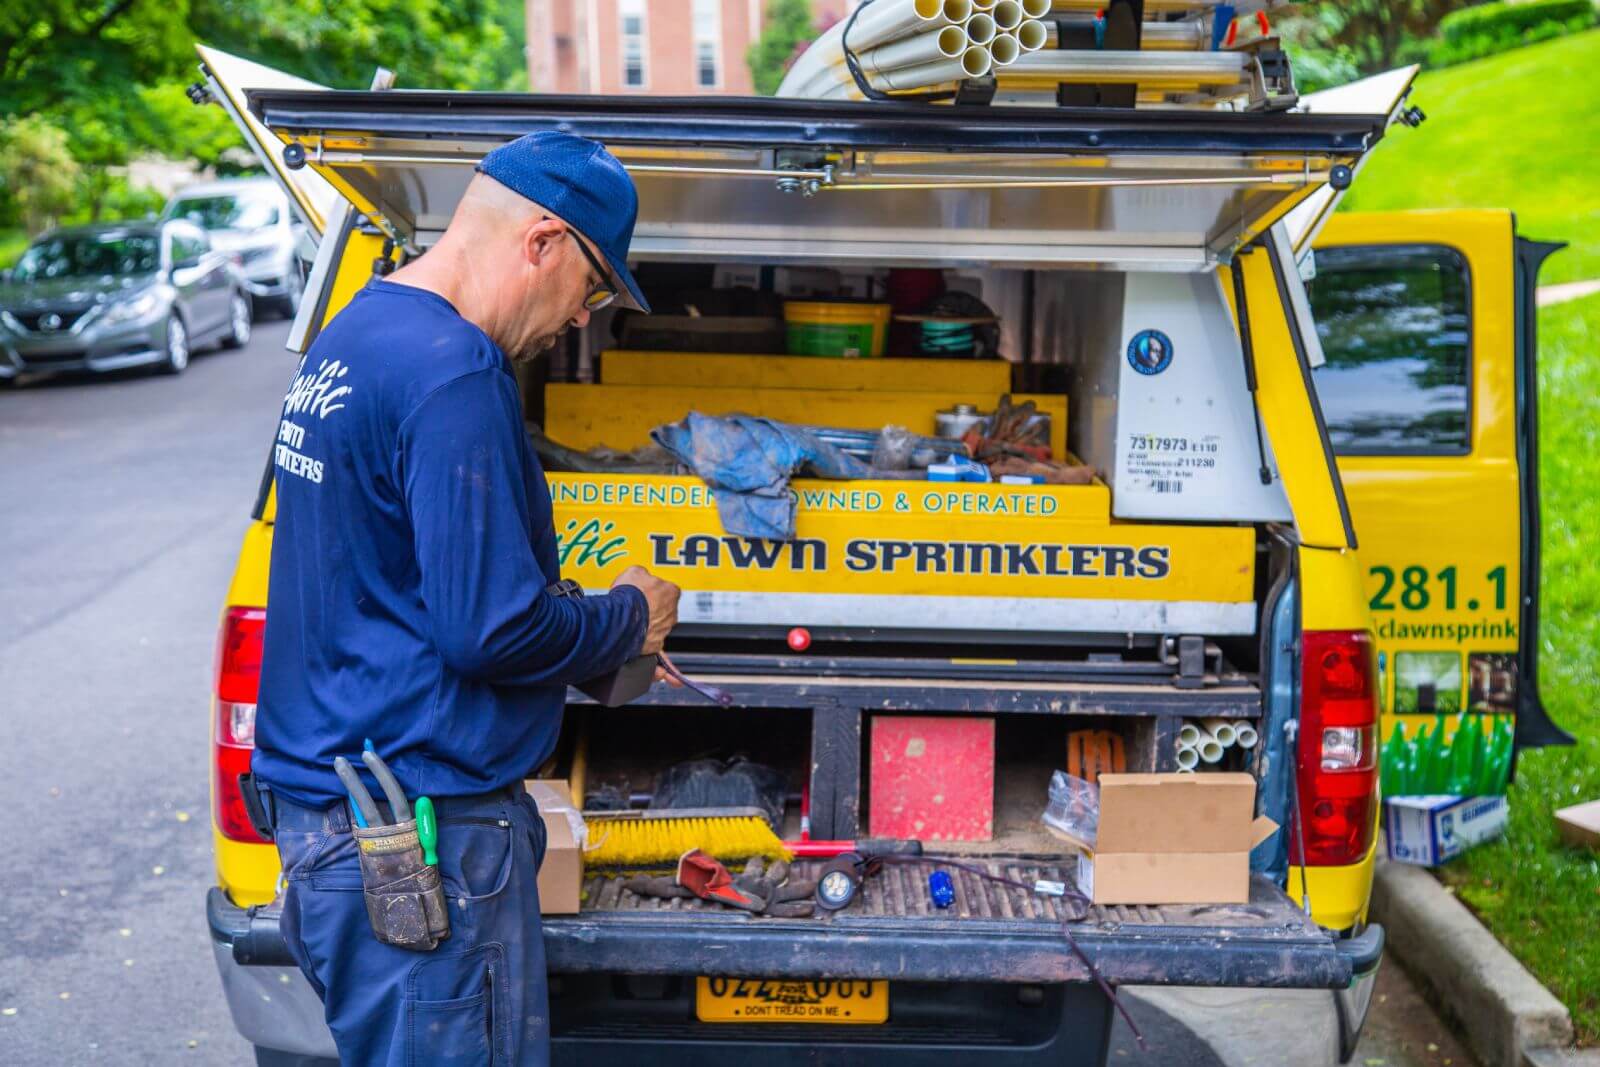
[584,813,792,868]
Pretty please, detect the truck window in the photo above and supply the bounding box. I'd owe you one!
[1306,245,1472,455]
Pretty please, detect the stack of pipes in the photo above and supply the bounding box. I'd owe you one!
[776,0,1054,100]
[1175,717,1258,772]
[777,0,1239,102]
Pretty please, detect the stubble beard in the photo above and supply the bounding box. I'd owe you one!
[510,327,566,364]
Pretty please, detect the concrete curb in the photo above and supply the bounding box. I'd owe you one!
[1524,1049,1600,1067]
[1371,859,1575,1067]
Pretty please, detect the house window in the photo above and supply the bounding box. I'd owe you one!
[693,0,721,89]
[619,0,647,89]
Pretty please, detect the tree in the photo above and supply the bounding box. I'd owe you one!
[188,0,517,91]
[0,1,524,222]
[747,0,815,96]
[0,2,195,118]
[1289,0,1475,74]
[0,117,82,234]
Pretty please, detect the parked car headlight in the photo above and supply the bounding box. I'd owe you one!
[101,292,161,324]
[0,310,23,334]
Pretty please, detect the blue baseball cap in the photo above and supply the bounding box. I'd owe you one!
[476,131,650,313]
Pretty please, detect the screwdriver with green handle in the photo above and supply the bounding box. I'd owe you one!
[415,796,439,867]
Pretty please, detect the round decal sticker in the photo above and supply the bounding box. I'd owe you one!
[1126,329,1173,376]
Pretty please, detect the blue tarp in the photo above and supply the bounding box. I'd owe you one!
[651,413,874,540]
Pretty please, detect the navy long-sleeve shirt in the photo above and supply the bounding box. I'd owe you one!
[253,279,646,808]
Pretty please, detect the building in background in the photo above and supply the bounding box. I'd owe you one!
[527,0,855,95]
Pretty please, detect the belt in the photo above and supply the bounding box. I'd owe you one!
[267,781,526,834]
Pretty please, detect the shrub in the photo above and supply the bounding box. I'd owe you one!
[1429,0,1598,67]
[0,117,82,235]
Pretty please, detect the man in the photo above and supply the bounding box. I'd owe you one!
[253,131,680,1065]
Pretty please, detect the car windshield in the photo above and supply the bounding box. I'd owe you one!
[12,232,160,282]
[169,192,280,231]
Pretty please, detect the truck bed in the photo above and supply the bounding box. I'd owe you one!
[546,856,1365,989]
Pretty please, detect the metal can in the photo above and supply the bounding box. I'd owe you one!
[935,403,987,439]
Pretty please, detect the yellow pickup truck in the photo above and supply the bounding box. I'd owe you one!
[197,43,1567,1067]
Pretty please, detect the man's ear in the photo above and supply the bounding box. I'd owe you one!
[521,217,564,270]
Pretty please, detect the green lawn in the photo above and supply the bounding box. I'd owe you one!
[1343,30,1600,286]
[1436,291,1600,1043]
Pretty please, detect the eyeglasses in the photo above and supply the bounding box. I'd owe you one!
[544,216,617,311]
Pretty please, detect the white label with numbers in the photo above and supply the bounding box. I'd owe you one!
[1112,272,1293,523]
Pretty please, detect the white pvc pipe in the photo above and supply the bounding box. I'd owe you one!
[1202,718,1237,748]
[1044,19,1209,50]
[1234,723,1259,750]
[1197,737,1225,764]
[1002,49,1247,84]
[1178,722,1201,747]
[777,0,973,97]
[861,25,969,73]
[1176,745,1200,771]
[852,0,971,50]
[971,0,996,9]
[1020,0,1050,16]
[989,32,1020,66]
[1016,19,1048,51]
[965,12,997,45]
[992,0,1023,30]
[1051,0,1212,9]
[816,42,991,99]
[882,43,992,88]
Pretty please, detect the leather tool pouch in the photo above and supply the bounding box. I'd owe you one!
[352,819,451,951]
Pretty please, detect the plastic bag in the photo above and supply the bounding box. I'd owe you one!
[871,424,916,470]
[1042,770,1099,850]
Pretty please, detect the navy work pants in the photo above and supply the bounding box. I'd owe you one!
[271,784,550,1065]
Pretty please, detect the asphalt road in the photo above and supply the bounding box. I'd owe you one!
[0,322,291,1064]
[0,318,1475,1066]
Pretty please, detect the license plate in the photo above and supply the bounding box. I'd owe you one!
[695,977,889,1024]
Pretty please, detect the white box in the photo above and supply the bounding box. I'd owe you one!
[1383,794,1509,866]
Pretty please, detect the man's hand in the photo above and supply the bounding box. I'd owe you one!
[611,565,680,655]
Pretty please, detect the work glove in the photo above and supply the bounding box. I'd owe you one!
[734,856,816,919]
[622,852,816,917]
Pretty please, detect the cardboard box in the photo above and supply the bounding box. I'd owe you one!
[1554,798,1600,851]
[1382,794,1509,866]
[868,715,995,841]
[525,779,584,915]
[1077,773,1276,905]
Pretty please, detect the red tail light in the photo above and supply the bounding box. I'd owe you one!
[214,606,267,843]
[1292,630,1379,867]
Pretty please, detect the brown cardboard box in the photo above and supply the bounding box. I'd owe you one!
[1555,798,1600,850]
[1078,773,1277,906]
[525,779,583,915]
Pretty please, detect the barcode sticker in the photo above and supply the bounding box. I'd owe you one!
[1150,479,1184,494]
[1033,879,1067,897]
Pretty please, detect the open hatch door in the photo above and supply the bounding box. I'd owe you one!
[241,87,1396,272]
[1282,66,1422,256]
[196,45,348,238]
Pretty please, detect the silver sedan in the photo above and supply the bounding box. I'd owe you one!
[0,219,252,383]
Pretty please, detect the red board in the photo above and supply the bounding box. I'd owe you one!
[868,716,995,842]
